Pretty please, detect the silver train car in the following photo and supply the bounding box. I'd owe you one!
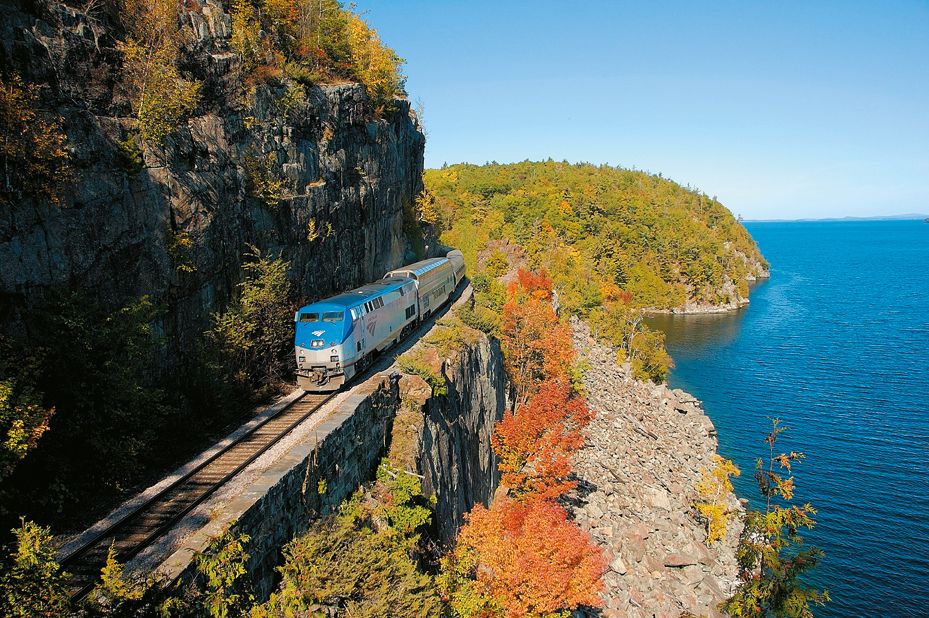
[294,250,465,391]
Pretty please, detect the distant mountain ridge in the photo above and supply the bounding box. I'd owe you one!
[747,213,929,223]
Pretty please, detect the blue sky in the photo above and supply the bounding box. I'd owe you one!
[353,1,929,220]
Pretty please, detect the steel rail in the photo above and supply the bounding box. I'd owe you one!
[63,391,337,601]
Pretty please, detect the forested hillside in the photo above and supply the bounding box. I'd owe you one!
[425,161,768,380]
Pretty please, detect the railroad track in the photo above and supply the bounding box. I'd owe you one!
[61,391,336,602]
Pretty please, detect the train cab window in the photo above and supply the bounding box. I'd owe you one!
[300,312,319,322]
[322,311,344,322]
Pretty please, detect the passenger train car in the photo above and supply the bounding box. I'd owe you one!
[294,250,465,391]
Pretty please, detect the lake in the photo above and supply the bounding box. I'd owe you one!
[648,219,929,617]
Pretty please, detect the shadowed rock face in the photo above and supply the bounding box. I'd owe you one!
[0,0,425,356]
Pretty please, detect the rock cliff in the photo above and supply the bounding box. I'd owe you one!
[394,327,507,541]
[0,0,424,355]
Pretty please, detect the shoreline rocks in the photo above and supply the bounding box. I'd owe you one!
[569,318,742,618]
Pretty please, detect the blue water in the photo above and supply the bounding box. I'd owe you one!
[648,220,929,617]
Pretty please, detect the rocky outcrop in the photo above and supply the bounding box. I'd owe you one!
[569,318,742,618]
[0,0,424,357]
[394,330,507,541]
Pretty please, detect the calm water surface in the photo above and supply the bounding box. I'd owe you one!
[648,220,929,617]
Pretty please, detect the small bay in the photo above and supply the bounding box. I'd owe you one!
[649,219,929,617]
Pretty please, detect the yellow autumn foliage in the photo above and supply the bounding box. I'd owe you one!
[695,455,740,544]
[346,13,406,112]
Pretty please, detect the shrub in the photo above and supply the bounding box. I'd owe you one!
[456,302,498,334]
[0,344,53,484]
[255,482,440,618]
[424,318,479,358]
[396,351,447,396]
[722,419,829,617]
[694,455,740,544]
[243,150,288,206]
[209,246,294,389]
[194,527,254,618]
[117,133,145,174]
[0,519,70,617]
[439,497,605,617]
[0,76,70,206]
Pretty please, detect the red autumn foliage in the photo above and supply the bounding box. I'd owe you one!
[500,270,574,400]
[456,496,606,617]
[511,268,554,301]
[493,379,592,500]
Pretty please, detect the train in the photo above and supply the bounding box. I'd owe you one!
[294,250,466,391]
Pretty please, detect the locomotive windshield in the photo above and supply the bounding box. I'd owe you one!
[322,311,344,322]
[299,312,319,322]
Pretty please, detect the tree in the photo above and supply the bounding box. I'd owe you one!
[492,380,591,500]
[254,473,441,618]
[0,519,70,618]
[499,271,574,401]
[0,76,70,205]
[209,246,294,389]
[345,12,406,112]
[118,0,200,144]
[0,372,55,482]
[694,455,740,544]
[440,497,605,618]
[721,419,829,617]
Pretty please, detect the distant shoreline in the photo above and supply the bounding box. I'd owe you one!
[745,214,928,223]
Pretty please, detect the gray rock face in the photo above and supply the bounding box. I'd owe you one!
[569,317,743,618]
[0,1,425,359]
[416,335,507,541]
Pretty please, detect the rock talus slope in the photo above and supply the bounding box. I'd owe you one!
[570,317,742,618]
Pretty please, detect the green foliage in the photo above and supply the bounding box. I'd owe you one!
[424,317,480,358]
[721,419,829,617]
[456,301,499,335]
[254,476,440,618]
[568,357,591,397]
[194,526,254,618]
[0,75,71,206]
[166,228,196,273]
[118,0,200,144]
[0,519,70,617]
[209,246,294,390]
[116,133,145,175]
[484,250,509,278]
[589,304,673,383]
[375,461,434,540]
[0,295,179,520]
[243,150,288,206]
[425,162,766,311]
[396,351,447,396]
[91,545,145,613]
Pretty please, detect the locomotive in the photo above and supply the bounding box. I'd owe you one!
[294,250,466,391]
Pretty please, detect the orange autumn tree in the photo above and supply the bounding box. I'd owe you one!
[440,497,605,618]
[492,380,591,500]
[499,269,573,401]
